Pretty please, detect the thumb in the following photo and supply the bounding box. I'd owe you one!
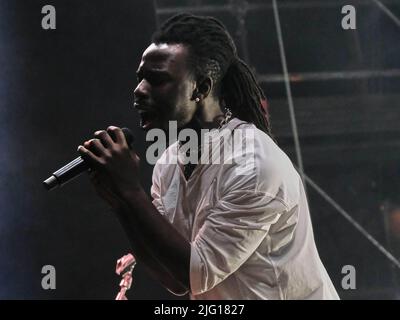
[129,149,140,163]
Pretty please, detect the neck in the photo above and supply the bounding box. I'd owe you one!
[177,99,224,147]
[192,99,224,130]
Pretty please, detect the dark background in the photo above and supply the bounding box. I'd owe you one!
[1,0,399,299]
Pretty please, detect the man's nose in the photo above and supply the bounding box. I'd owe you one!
[133,79,150,100]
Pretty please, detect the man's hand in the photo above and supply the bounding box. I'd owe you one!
[77,126,141,208]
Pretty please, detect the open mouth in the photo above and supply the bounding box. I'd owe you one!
[139,110,157,130]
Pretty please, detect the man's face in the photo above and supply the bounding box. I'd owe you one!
[133,43,197,132]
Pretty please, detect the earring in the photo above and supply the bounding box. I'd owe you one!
[195,97,200,103]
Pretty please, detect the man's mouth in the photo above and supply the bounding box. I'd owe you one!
[138,110,157,130]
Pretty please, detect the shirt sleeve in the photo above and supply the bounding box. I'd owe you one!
[190,187,289,295]
[189,125,302,295]
[189,127,294,295]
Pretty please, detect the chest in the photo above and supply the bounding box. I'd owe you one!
[160,164,220,240]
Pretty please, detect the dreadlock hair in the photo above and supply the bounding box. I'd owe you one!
[151,13,272,136]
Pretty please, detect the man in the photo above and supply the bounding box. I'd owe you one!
[78,13,339,299]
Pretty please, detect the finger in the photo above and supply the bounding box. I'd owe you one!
[77,145,102,168]
[107,126,126,146]
[94,130,114,149]
[84,138,107,157]
[129,149,140,162]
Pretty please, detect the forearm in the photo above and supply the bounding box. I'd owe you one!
[117,214,188,295]
[115,187,191,292]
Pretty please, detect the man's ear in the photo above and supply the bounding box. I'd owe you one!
[193,76,213,102]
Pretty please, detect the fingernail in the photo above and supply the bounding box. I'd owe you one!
[77,145,82,151]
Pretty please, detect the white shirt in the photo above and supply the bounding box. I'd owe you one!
[151,118,339,300]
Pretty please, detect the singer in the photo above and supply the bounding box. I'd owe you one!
[77,13,339,299]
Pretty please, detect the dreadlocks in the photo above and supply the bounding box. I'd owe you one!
[151,13,272,136]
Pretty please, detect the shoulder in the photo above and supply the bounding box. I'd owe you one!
[219,120,301,207]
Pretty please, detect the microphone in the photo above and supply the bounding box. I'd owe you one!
[43,127,134,191]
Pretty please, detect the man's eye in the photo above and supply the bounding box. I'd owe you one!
[149,76,166,86]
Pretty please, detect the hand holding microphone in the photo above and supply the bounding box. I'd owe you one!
[43,126,139,203]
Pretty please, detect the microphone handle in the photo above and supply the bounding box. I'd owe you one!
[43,156,89,191]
